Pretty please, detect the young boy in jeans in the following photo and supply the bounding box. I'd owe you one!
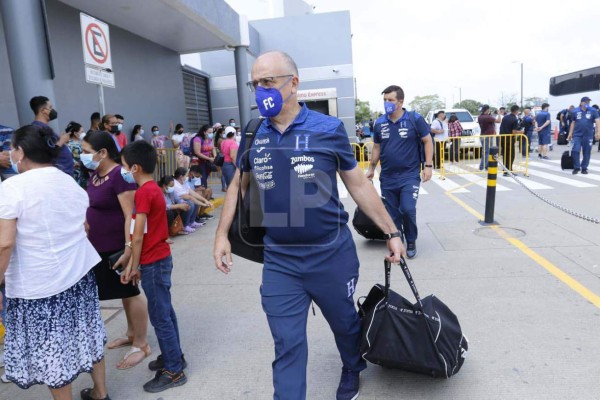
[121,141,187,393]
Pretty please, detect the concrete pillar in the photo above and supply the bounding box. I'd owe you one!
[0,0,57,129]
[234,46,251,130]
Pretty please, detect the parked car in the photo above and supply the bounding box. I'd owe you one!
[425,108,482,158]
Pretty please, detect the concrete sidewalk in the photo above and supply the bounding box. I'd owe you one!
[2,175,600,399]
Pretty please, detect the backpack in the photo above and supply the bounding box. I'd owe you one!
[556,111,563,121]
[180,134,192,156]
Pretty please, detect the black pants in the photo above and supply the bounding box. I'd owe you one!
[499,134,516,171]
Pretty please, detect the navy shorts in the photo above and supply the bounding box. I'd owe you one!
[538,132,551,145]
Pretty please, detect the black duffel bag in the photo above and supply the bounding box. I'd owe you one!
[352,206,386,241]
[358,258,468,378]
[228,118,265,263]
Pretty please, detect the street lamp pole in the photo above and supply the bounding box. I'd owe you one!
[454,86,462,107]
[512,61,524,108]
[520,62,523,108]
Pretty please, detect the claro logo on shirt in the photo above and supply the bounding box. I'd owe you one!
[381,123,390,139]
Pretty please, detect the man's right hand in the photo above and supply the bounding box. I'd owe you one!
[365,167,375,181]
[213,234,233,274]
[181,203,190,212]
[0,151,9,169]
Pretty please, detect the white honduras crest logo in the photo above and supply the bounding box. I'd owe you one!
[293,164,313,174]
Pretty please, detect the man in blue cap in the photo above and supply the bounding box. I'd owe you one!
[568,96,600,174]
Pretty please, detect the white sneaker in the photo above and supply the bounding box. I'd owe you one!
[1,373,9,383]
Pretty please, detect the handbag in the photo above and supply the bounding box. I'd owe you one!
[358,258,468,378]
[227,118,265,263]
[214,153,225,167]
[108,249,125,275]
[169,213,184,236]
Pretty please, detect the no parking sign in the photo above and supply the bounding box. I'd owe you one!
[80,13,114,87]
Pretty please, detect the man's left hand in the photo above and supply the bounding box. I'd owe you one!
[0,151,9,169]
[422,167,432,182]
[385,237,405,264]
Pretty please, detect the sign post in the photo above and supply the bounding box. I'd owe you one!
[80,13,114,115]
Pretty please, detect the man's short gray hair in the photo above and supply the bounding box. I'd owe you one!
[261,50,299,76]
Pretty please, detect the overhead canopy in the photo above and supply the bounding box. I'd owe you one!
[57,0,241,53]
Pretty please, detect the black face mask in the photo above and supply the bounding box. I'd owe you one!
[178,130,184,134]
[48,109,58,121]
[110,125,119,134]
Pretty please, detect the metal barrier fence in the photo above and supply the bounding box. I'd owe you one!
[441,133,529,178]
[152,148,223,184]
[352,134,529,178]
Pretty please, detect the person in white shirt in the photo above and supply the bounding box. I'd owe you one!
[430,111,448,169]
[495,107,506,134]
[0,124,110,400]
[172,167,211,232]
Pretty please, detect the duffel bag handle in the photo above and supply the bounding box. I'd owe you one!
[386,258,443,357]
[384,258,424,310]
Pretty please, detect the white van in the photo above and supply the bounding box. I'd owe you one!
[425,108,482,158]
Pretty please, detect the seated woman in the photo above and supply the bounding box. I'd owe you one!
[159,175,190,237]
[172,167,212,231]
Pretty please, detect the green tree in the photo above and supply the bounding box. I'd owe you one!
[355,99,372,124]
[408,95,444,117]
[452,99,483,115]
[524,96,548,107]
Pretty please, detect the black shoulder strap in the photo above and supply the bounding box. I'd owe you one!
[241,118,264,172]
[408,111,425,163]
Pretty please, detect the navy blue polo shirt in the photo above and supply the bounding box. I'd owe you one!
[31,120,74,176]
[237,103,357,245]
[373,110,430,189]
[534,111,551,136]
[0,124,14,177]
[571,106,600,137]
[523,115,534,133]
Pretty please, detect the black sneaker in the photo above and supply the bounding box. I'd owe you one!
[573,168,581,175]
[503,171,509,177]
[143,369,187,393]
[582,169,589,174]
[200,213,215,220]
[80,388,111,400]
[148,354,187,371]
[336,368,360,400]
[407,242,417,259]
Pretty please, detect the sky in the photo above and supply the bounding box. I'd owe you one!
[308,0,600,112]
[225,0,600,113]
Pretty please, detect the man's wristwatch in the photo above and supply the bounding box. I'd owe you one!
[384,231,402,240]
[424,164,433,168]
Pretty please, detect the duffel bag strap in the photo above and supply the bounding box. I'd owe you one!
[386,258,443,355]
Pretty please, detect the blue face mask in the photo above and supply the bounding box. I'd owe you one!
[120,167,136,184]
[140,129,145,135]
[81,152,100,170]
[9,150,19,174]
[117,123,123,132]
[208,133,214,139]
[255,76,293,118]
[384,101,396,115]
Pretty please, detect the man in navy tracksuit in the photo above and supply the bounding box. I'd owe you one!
[366,85,434,259]
[213,51,404,400]
[568,96,600,174]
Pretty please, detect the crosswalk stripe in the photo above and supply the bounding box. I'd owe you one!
[464,163,553,191]
[528,161,600,183]
[546,159,600,173]
[521,166,595,188]
[452,167,511,191]
[430,176,470,193]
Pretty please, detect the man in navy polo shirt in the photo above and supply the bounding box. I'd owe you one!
[213,51,404,400]
[366,85,434,259]
[29,96,74,176]
[568,96,600,174]
[535,103,552,159]
[0,124,15,181]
